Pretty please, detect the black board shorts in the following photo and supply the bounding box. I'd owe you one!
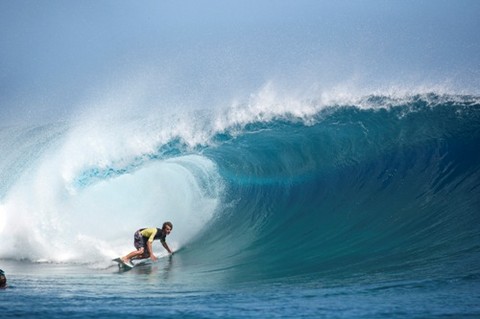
[133,230,150,258]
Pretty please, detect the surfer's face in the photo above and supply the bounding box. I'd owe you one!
[164,225,172,235]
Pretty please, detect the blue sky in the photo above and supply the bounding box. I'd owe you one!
[1,0,479,123]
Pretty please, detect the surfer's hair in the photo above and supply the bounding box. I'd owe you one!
[163,221,173,230]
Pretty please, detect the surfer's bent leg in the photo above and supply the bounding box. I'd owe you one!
[122,230,146,264]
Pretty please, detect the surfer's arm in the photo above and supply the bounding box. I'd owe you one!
[146,240,157,261]
[161,240,173,254]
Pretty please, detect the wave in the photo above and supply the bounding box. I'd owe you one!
[188,93,480,281]
[0,93,479,283]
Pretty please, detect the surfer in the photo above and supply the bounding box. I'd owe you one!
[0,269,7,289]
[121,222,173,266]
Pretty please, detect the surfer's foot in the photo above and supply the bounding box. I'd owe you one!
[121,257,130,265]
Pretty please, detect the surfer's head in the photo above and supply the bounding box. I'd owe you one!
[163,222,173,235]
[0,269,6,288]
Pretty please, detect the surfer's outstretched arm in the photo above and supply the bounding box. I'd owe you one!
[162,240,173,254]
[146,240,157,261]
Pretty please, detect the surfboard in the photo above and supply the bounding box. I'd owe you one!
[112,257,134,270]
[131,258,152,267]
[112,257,152,270]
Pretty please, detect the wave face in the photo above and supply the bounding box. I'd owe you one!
[184,94,480,282]
[1,93,479,283]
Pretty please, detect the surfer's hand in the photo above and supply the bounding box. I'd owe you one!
[151,255,158,262]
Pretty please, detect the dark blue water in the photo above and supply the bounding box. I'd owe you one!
[1,94,480,318]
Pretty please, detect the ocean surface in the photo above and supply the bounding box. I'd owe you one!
[1,93,480,318]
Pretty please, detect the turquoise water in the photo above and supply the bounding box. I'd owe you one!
[1,94,480,318]
[1,258,478,318]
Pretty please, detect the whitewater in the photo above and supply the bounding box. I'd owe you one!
[1,90,479,318]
